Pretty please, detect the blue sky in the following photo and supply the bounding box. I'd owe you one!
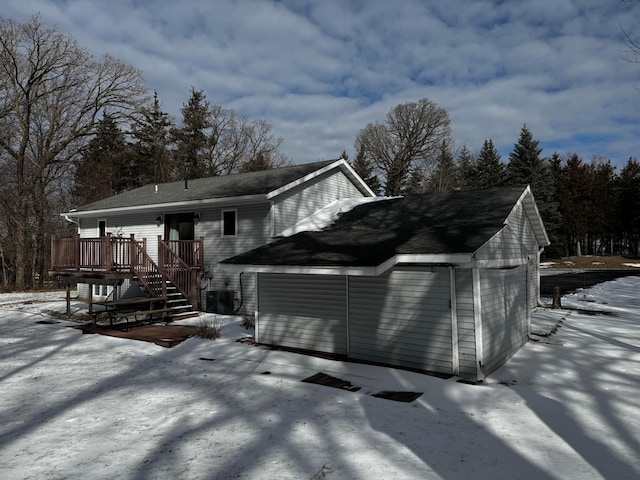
[4,0,640,169]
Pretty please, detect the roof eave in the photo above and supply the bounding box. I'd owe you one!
[266,159,376,200]
[222,253,473,276]
[517,185,551,246]
[63,193,268,217]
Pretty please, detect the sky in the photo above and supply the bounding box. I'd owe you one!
[3,0,640,169]
[1,275,640,478]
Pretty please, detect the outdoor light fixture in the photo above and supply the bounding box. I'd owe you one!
[156,216,162,226]
[194,212,200,224]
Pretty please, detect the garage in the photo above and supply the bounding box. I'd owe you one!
[256,267,454,375]
[480,266,529,374]
[348,267,453,374]
[257,273,348,354]
[223,185,549,381]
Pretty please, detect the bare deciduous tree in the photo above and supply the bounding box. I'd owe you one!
[207,107,287,175]
[354,98,452,195]
[173,89,288,177]
[621,1,640,65]
[0,15,147,289]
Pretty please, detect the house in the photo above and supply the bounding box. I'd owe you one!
[221,185,549,381]
[50,159,375,318]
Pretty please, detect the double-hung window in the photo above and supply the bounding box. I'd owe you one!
[222,209,237,236]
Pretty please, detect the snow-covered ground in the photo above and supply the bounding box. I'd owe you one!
[1,278,640,479]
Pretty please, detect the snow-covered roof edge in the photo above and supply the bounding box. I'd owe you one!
[276,196,392,237]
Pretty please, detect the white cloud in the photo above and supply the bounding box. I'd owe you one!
[3,0,640,167]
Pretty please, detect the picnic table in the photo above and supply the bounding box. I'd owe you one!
[93,296,168,327]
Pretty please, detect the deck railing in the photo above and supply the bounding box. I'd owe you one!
[50,234,142,272]
[158,237,200,308]
[51,234,202,305]
[130,236,166,299]
[165,238,204,269]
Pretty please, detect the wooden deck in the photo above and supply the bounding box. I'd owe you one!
[50,234,204,312]
[50,234,203,273]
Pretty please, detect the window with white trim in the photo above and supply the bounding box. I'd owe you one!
[222,209,237,236]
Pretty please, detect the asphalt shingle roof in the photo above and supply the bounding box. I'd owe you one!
[75,160,337,212]
[222,185,528,267]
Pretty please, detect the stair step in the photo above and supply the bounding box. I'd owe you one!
[167,307,195,315]
[168,311,200,321]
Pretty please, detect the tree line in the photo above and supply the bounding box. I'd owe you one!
[1,15,639,291]
[72,89,290,208]
[351,103,640,260]
[0,16,292,290]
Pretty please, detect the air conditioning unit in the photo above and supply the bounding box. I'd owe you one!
[205,290,233,314]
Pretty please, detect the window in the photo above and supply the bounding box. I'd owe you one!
[98,219,107,237]
[94,284,109,296]
[222,209,237,236]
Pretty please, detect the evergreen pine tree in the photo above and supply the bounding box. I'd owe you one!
[617,157,640,256]
[172,88,211,179]
[351,144,381,194]
[589,157,617,255]
[456,145,477,189]
[507,125,561,254]
[558,154,592,256]
[545,152,566,257]
[405,166,428,194]
[73,113,130,205]
[427,140,457,193]
[507,125,543,185]
[130,91,174,184]
[475,139,505,188]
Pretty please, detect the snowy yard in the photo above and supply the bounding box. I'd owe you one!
[1,277,640,479]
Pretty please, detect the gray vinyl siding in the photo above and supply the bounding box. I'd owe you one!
[474,227,527,264]
[475,203,534,264]
[198,202,271,313]
[272,169,365,234]
[476,202,541,309]
[257,273,348,354]
[480,266,528,375]
[476,204,540,308]
[507,202,540,308]
[527,257,539,308]
[348,267,453,374]
[79,212,162,263]
[454,268,477,379]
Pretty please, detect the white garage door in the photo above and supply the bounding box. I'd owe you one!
[257,273,348,354]
[480,266,528,374]
[348,266,453,374]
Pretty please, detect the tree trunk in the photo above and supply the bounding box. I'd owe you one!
[14,221,26,290]
[0,247,8,288]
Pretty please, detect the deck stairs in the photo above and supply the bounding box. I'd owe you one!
[131,275,199,322]
[129,238,199,322]
[165,282,199,321]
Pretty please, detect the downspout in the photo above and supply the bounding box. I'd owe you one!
[472,266,485,382]
[537,247,544,307]
[269,201,275,238]
[449,266,459,376]
[63,215,80,228]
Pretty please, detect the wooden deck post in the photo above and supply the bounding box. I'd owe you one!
[129,234,137,270]
[75,234,81,271]
[66,283,71,316]
[88,283,93,315]
[104,233,112,272]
